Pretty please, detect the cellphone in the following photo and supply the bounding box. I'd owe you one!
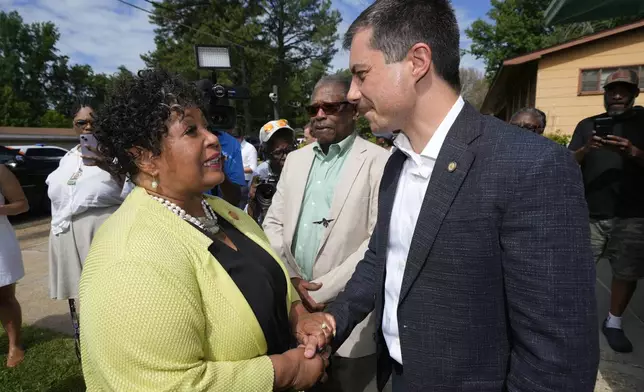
[80,133,98,165]
[593,116,614,138]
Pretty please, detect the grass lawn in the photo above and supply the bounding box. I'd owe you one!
[0,326,85,392]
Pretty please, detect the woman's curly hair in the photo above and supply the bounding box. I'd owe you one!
[94,69,204,179]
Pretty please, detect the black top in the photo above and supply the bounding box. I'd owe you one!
[201,215,292,355]
[568,107,644,219]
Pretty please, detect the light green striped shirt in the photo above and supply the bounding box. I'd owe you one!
[291,133,357,280]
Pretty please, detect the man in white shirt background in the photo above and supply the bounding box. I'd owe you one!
[230,127,257,209]
[296,1,599,391]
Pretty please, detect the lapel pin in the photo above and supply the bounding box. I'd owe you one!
[448,162,457,172]
[313,218,335,228]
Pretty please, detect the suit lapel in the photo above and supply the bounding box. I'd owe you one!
[284,150,315,252]
[373,149,407,326]
[315,139,367,255]
[398,104,482,304]
[378,150,407,257]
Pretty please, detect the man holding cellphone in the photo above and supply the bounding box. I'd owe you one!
[569,69,644,353]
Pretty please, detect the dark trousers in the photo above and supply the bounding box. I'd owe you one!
[391,360,405,392]
[309,354,378,392]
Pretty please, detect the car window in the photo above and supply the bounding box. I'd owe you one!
[25,148,67,157]
[0,146,18,160]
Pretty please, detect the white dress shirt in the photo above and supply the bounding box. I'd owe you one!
[252,161,274,182]
[240,140,258,182]
[46,146,133,235]
[383,96,465,365]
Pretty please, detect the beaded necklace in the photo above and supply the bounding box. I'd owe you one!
[150,196,220,235]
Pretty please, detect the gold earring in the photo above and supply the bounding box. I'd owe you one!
[151,177,158,190]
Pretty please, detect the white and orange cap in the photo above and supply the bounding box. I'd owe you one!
[259,119,294,145]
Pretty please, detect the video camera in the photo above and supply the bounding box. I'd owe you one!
[195,79,250,130]
[253,174,279,225]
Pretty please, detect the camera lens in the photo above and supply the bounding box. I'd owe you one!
[213,85,226,98]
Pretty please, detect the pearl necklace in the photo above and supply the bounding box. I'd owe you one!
[151,196,220,234]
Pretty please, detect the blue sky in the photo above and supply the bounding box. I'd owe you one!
[331,0,491,71]
[0,0,491,75]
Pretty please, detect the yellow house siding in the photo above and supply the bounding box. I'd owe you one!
[535,28,644,136]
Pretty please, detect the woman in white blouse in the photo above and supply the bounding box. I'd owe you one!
[46,102,132,351]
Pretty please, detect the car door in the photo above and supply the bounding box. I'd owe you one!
[22,148,65,209]
[0,146,39,203]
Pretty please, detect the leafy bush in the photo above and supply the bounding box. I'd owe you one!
[40,110,72,128]
[356,117,373,139]
[545,130,571,146]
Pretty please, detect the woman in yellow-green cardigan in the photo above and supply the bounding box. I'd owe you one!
[79,69,330,391]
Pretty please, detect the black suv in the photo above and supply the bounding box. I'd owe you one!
[0,145,60,211]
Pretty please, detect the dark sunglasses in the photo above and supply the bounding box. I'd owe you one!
[305,101,352,117]
[74,119,94,128]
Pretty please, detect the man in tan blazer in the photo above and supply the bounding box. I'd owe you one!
[264,75,389,392]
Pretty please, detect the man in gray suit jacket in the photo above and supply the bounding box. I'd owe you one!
[296,1,599,391]
[264,75,390,391]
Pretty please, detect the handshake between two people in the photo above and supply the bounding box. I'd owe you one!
[271,300,337,390]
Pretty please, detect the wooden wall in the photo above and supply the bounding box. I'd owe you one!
[536,28,644,135]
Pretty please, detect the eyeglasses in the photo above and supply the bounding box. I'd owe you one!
[515,122,544,133]
[305,101,351,117]
[74,119,94,129]
[270,145,296,158]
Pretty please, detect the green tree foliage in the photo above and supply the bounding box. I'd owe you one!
[333,68,351,79]
[142,0,272,134]
[0,11,119,127]
[466,0,559,80]
[48,60,112,116]
[0,11,60,125]
[142,0,341,134]
[258,0,340,113]
[355,116,373,140]
[0,86,31,127]
[39,110,72,128]
[465,0,639,80]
